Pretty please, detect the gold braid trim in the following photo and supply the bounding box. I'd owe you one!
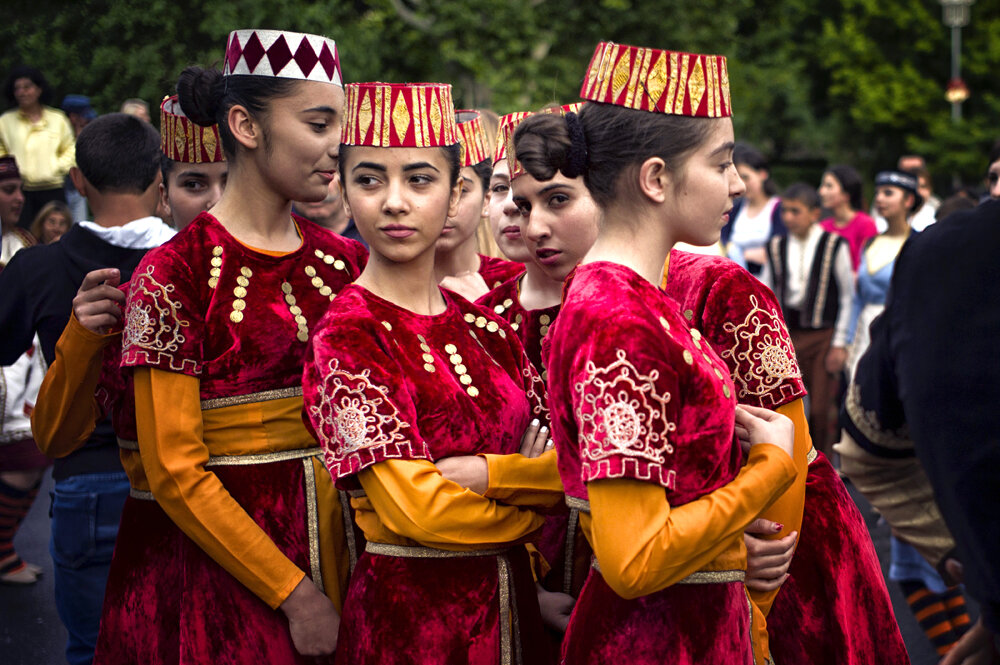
[806,446,818,464]
[565,495,591,513]
[302,457,323,594]
[339,490,359,574]
[200,386,303,410]
[563,508,581,595]
[204,447,320,467]
[130,488,154,501]
[591,558,745,584]
[117,438,139,451]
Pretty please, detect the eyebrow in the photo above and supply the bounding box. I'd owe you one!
[175,170,209,179]
[403,162,439,173]
[352,161,387,173]
[301,106,338,115]
[709,141,736,158]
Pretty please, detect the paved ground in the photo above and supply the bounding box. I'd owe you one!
[0,469,971,664]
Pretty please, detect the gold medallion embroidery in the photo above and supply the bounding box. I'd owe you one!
[124,265,196,372]
[721,294,802,406]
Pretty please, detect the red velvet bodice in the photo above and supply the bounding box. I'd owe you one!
[476,274,560,380]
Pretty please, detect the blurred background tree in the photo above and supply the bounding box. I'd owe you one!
[4,0,997,192]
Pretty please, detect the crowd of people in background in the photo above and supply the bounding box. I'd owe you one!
[1,39,999,665]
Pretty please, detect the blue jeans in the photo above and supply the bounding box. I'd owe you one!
[49,472,129,665]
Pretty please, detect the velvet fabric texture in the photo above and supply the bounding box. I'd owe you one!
[304,286,548,664]
[336,546,548,665]
[478,254,524,290]
[547,262,749,664]
[562,570,753,665]
[664,250,908,663]
[122,212,367,396]
[94,462,333,665]
[766,452,909,664]
[477,276,575,593]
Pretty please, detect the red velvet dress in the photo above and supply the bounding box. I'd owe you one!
[101,212,366,665]
[477,276,587,598]
[303,285,551,665]
[478,253,524,290]
[663,250,909,665]
[548,262,756,665]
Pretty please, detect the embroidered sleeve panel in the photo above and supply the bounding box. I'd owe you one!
[122,253,202,375]
[713,277,806,408]
[521,349,549,421]
[574,347,679,491]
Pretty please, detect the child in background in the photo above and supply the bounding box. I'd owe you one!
[762,183,853,459]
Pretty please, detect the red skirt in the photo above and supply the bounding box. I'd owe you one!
[561,568,754,665]
[94,459,334,665]
[335,544,550,665]
[765,452,909,664]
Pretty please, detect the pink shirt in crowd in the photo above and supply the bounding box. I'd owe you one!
[820,211,878,270]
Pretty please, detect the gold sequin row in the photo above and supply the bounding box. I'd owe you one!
[538,313,551,337]
[418,334,436,373]
[674,323,731,399]
[313,248,348,272]
[230,266,252,324]
[445,342,479,397]
[282,282,310,342]
[304,265,335,300]
[463,312,507,339]
[492,298,514,315]
[209,246,223,289]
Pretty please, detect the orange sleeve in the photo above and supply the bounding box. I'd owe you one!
[134,368,305,609]
[358,459,545,550]
[586,443,796,600]
[747,398,811,615]
[481,449,565,509]
[31,313,111,457]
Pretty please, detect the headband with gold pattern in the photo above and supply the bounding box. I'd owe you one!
[342,82,458,148]
[580,42,731,118]
[455,110,490,167]
[160,96,225,163]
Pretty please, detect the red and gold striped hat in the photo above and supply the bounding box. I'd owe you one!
[501,103,583,180]
[160,96,225,164]
[342,82,458,148]
[455,110,490,167]
[492,111,531,165]
[580,42,731,118]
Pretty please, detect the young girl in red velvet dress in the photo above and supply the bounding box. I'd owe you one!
[545,42,798,665]
[662,248,910,664]
[303,82,561,665]
[109,30,367,664]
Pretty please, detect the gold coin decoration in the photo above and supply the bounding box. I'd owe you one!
[683,309,694,321]
[467,386,479,397]
[208,247,224,289]
[234,286,247,298]
[444,344,457,354]
[305,266,317,277]
[503,299,513,308]
[241,267,253,278]
[382,321,392,331]
[464,313,476,323]
[683,350,694,365]
[486,321,499,333]
[723,384,731,399]
[281,282,293,294]
[212,246,223,257]
[237,276,249,287]
[423,363,436,373]
[297,330,309,342]
[333,259,345,271]
[230,310,244,323]
[539,314,551,325]
[494,305,505,314]
[475,316,487,328]
[658,316,670,330]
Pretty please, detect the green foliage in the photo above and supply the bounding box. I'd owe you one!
[3,0,997,191]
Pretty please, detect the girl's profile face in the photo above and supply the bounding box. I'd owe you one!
[662,117,745,247]
[486,161,531,263]
[437,165,485,254]
[512,171,598,282]
[735,163,766,200]
[818,172,847,210]
[42,212,70,243]
[247,80,345,205]
[342,146,461,264]
[874,185,911,220]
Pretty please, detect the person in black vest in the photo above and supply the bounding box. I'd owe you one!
[837,198,1000,663]
[761,183,852,458]
[0,113,170,665]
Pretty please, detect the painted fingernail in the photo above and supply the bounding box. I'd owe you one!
[530,419,540,427]
[773,523,784,531]
[539,426,549,433]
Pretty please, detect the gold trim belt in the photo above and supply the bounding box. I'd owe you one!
[806,446,818,464]
[118,438,139,451]
[591,557,746,584]
[205,447,321,467]
[365,542,510,559]
[200,386,303,410]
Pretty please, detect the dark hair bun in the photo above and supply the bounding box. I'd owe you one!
[513,113,572,182]
[176,66,224,126]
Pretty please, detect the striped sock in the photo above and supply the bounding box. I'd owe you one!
[941,586,972,640]
[900,580,962,656]
[0,478,38,565]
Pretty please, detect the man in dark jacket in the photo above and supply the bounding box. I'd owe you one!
[839,199,1000,660]
[0,113,171,665]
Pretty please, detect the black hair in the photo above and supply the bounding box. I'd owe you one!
[512,113,573,182]
[987,139,1000,166]
[75,113,160,194]
[337,143,462,192]
[782,182,820,209]
[160,154,176,191]
[470,159,492,194]
[4,65,52,106]
[734,143,777,196]
[824,164,865,211]
[573,102,715,209]
[175,66,298,158]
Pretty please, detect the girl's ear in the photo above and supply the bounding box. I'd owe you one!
[228,104,259,151]
[637,157,669,204]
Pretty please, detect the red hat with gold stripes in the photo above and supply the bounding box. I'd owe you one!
[342,82,458,148]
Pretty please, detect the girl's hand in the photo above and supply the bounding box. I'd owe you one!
[519,418,551,458]
[744,518,797,592]
[73,268,124,334]
[280,578,340,656]
[734,405,794,460]
[537,584,575,632]
[435,456,488,494]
